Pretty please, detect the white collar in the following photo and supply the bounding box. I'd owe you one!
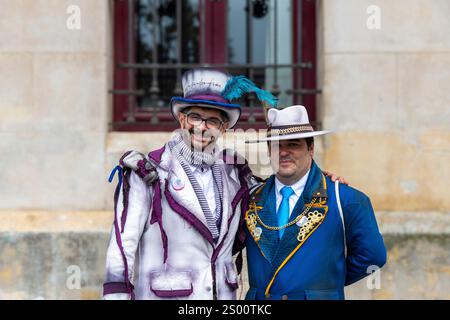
[189,164,209,174]
[275,169,310,197]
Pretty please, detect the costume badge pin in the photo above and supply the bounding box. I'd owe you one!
[253,227,262,237]
[296,216,308,227]
[171,177,185,191]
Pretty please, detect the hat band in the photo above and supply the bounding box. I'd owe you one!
[185,94,230,104]
[267,124,314,137]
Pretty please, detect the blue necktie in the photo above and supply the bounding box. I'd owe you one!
[278,186,295,239]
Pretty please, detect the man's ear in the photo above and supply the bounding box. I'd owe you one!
[309,142,315,157]
[178,112,185,128]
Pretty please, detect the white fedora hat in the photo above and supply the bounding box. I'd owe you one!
[246,105,331,143]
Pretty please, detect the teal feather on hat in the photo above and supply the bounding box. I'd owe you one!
[221,75,278,107]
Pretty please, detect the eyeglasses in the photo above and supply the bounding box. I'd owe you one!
[182,112,225,129]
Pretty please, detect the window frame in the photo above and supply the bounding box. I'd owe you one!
[111,0,318,132]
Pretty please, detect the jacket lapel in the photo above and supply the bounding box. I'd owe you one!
[164,151,215,244]
[169,156,206,222]
[225,162,242,191]
[247,176,281,262]
[163,149,245,247]
[269,161,329,281]
[216,164,237,245]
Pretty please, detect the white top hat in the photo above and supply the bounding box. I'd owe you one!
[171,69,278,129]
[246,105,330,143]
[170,69,242,128]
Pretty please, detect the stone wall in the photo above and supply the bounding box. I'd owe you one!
[0,0,112,210]
[1,210,448,300]
[318,0,450,212]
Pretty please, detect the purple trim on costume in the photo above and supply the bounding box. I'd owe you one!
[186,94,229,104]
[225,279,239,291]
[231,185,247,216]
[148,146,166,163]
[222,149,250,222]
[207,169,248,299]
[230,162,251,274]
[211,240,224,264]
[150,179,169,263]
[237,165,251,177]
[164,179,214,246]
[147,146,169,263]
[171,97,241,109]
[136,159,150,179]
[210,190,239,287]
[210,182,245,294]
[112,169,135,300]
[119,150,133,167]
[151,286,193,298]
[238,181,250,242]
[210,240,225,300]
[210,249,219,300]
[120,169,131,233]
[232,170,250,243]
[103,282,134,295]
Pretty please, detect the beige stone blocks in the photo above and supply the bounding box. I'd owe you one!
[322,53,397,132]
[0,1,110,210]
[0,54,34,132]
[0,130,107,210]
[323,131,450,211]
[0,0,108,53]
[32,53,108,132]
[321,0,450,212]
[397,54,450,131]
[323,0,450,53]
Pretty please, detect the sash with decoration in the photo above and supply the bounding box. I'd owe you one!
[244,162,329,264]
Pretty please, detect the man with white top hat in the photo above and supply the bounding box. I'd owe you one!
[241,105,387,300]
[102,68,346,300]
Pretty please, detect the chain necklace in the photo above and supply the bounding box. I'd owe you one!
[252,198,317,231]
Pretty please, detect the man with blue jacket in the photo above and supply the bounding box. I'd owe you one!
[242,105,387,300]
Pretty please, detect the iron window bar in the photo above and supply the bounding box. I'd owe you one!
[111,0,321,131]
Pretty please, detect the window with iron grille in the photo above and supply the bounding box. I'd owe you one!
[111,0,320,131]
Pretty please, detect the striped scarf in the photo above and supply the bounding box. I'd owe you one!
[168,133,223,241]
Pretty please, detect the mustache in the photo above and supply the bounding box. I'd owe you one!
[278,156,293,162]
[188,128,217,141]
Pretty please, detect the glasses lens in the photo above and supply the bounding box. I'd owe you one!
[187,113,202,126]
[206,118,222,129]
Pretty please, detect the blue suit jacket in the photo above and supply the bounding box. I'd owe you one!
[244,161,387,300]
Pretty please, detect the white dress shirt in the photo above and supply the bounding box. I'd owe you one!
[275,170,310,217]
[189,164,216,214]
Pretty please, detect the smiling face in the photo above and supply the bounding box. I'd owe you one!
[269,138,314,185]
[178,106,229,151]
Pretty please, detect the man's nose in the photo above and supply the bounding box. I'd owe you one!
[196,121,207,132]
[279,147,289,157]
